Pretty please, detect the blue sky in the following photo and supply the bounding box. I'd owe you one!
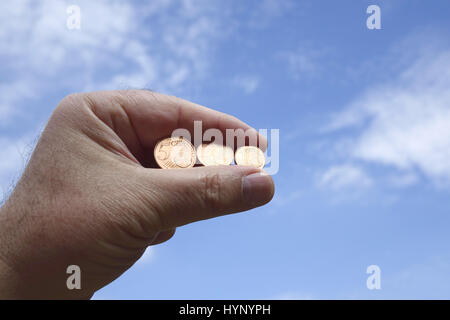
[1,0,450,299]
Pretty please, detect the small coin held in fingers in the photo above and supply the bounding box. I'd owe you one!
[154,137,196,169]
[235,146,265,169]
[197,143,234,166]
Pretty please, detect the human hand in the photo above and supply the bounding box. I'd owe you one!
[0,90,275,299]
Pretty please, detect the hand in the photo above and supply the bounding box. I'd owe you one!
[0,90,275,299]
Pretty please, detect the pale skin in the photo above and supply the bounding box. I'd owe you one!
[0,90,275,299]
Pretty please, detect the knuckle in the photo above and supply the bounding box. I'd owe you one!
[55,92,89,116]
[58,93,83,108]
[228,114,241,124]
[50,93,99,129]
[199,171,223,211]
[117,89,155,106]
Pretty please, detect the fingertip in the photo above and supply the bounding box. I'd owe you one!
[242,171,275,207]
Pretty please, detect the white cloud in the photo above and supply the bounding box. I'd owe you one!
[0,138,27,180]
[326,46,450,186]
[0,0,229,125]
[280,47,321,80]
[0,1,133,71]
[232,75,260,94]
[249,0,295,28]
[0,80,38,123]
[388,172,420,188]
[319,165,372,190]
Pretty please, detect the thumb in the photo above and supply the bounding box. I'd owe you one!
[142,166,275,229]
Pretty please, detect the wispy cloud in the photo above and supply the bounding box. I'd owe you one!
[279,47,322,80]
[0,0,230,125]
[318,165,372,190]
[324,39,450,187]
[0,80,38,123]
[232,75,260,94]
[248,0,295,28]
[387,172,420,188]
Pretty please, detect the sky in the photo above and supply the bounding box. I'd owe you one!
[1,0,450,299]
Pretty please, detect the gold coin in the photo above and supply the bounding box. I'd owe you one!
[234,146,265,169]
[197,144,234,166]
[154,137,196,169]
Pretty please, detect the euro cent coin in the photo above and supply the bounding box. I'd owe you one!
[234,146,265,169]
[197,144,234,166]
[154,137,196,169]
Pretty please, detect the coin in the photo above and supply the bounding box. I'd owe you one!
[197,143,234,166]
[154,137,196,169]
[234,146,265,169]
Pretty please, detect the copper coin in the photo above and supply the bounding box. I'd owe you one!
[234,146,265,169]
[154,137,196,169]
[197,143,234,166]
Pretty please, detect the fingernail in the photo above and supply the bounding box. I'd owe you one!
[242,171,274,206]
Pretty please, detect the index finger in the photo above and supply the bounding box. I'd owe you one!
[85,89,267,151]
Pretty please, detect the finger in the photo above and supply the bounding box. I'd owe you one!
[81,90,267,155]
[122,90,267,148]
[140,165,275,230]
